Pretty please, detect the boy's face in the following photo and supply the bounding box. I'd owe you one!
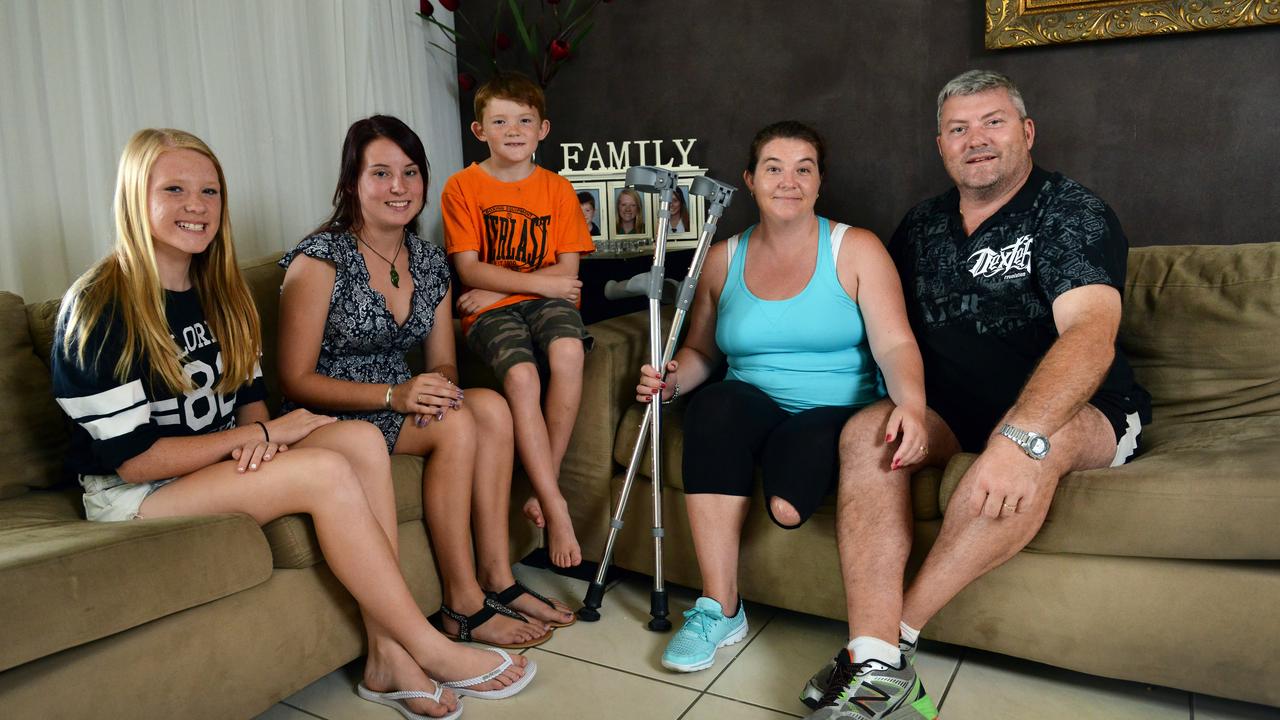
[471,98,550,166]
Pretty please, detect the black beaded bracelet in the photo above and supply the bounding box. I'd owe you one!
[254,421,270,443]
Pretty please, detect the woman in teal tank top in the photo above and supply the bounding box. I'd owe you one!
[633,122,929,675]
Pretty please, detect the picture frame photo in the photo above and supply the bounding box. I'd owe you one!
[664,178,702,241]
[607,180,652,240]
[571,180,607,241]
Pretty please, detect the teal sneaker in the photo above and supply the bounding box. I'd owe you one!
[800,636,917,709]
[804,649,937,720]
[660,597,748,672]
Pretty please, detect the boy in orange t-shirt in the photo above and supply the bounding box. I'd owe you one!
[443,72,594,569]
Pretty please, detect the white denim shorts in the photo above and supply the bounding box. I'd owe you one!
[80,474,177,522]
[1110,412,1143,468]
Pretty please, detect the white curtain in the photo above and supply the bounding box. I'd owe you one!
[0,0,462,301]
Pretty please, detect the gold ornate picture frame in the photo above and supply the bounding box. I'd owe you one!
[985,0,1280,49]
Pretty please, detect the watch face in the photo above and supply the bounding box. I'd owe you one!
[1030,437,1049,457]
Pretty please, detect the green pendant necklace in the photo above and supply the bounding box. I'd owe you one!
[358,236,404,288]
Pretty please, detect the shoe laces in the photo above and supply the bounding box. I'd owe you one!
[818,655,891,708]
[679,605,723,642]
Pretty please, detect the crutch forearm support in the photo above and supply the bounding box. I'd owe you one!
[578,171,737,627]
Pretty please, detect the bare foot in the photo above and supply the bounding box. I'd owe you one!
[522,495,545,528]
[494,587,575,626]
[441,595,549,647]
[542,499,582,568]
[427,643,532,694]
[364,639,459,718]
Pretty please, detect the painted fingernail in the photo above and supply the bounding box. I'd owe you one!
[437,411,445,421]
[250,463,257,470]
[886,434,892,442]
[661,382,667,388]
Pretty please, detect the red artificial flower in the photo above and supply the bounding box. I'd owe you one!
[458,72,476,92]
[549,39,571,61]
[440,0,460,10]
[495,31,512,50]
[419,0,433,16]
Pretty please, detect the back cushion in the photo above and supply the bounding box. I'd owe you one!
[0,292,71,498]
[1121,243,1280,426]
[239,253,287,413]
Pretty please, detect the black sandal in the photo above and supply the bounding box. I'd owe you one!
[439,596,551,649]
[487,581,577,628]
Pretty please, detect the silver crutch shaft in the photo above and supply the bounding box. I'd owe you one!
[578,173,736,624]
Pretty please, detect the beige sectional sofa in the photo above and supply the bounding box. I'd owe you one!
[2,242,1276,716]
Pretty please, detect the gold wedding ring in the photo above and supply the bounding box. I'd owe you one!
[1003,503,1017,512]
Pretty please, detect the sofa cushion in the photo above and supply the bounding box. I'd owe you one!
[1122,243,1280,426]
[937,416,1280,560]
[0,490,273,671]
[614,401,943,521]
[262,454,427,568]
[0,292,71,499]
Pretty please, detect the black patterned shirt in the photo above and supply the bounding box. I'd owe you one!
[889,166,1149,451]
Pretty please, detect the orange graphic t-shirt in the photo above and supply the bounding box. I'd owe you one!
[442,163,594,332]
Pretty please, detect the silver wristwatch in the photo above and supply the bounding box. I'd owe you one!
[999,424,1050,460]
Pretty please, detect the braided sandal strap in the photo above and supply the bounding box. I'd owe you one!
[441,597,529,642]
[489,581,558,612]
[441,648,513,689]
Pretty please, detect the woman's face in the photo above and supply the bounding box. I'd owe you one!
[618,192,639,224]
[356,137,425,233]
[745,137,821,222]
[669,192,683,217]
[148,148,222,266]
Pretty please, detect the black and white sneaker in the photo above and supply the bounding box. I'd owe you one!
[799,636,918,709]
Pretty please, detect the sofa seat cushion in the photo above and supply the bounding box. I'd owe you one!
[0,490,273,671]
[937,416,1280,560]
[262,454,426,568]
[614,402,943,521]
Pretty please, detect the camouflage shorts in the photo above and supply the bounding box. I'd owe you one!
[466,298,593,380]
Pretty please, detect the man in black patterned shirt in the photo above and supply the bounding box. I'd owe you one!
[801,71,1151,720]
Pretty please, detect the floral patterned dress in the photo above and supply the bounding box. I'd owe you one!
[278,229,450,452]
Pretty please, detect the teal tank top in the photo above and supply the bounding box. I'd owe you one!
[715,217,886,413]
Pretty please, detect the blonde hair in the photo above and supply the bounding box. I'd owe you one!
[61,128,261,394]
[615,188,646,235]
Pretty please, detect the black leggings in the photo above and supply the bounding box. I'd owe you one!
[681,380,863,529]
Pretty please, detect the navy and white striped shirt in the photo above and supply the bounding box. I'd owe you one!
[51,289,265,479]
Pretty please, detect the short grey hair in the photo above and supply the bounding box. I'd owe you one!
[936,70,1028,133]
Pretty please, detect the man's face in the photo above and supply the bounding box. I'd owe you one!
[936,88,1035,198]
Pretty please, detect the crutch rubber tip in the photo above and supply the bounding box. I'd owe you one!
[647,616,672,632]
[577,582,607,622]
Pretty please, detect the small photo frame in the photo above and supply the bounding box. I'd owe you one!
[572,180,607,240]
[607,180,653,240]
[664,178,702,241]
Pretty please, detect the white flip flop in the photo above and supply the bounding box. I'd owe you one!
[356,681,463,720]
[440,647,538,700]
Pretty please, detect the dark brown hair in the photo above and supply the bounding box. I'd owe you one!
[746,120,827,177]
[473,71,546,122]
[316,115,430,235]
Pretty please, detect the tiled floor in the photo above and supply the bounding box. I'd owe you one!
[258,565,1279,720]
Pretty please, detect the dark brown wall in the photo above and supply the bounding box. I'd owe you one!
[458,2,1280,247]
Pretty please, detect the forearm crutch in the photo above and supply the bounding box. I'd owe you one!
[578,173,736,628]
